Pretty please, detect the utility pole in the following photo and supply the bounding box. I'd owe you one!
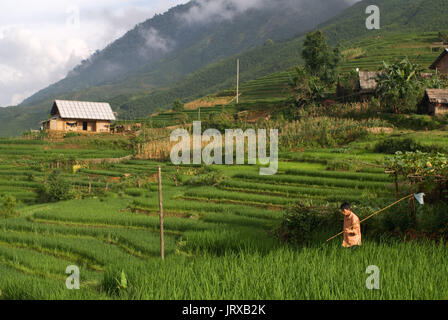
[158,166,165,260]
[236,59,240,104]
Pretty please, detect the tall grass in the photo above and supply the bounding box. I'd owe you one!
[103,241,448,300]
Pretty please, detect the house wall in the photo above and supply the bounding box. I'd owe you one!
[434,56,448,74]
[49,119,65,131]
[95,121,111,133]
[46,119,111,133]
[435,104,448,115]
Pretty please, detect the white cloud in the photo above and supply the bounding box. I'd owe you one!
[0,27,92,107]
[138,27,174,56]
[180,0,270,24]
[0,0,189,107]
[0,0,360,107]
[180,0,362,24]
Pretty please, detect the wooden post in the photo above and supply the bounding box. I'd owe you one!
[88,181,91,194]
[409,182,418,227]
[394,173,399,200]
[236,59,240,104]
[158,166,165,260]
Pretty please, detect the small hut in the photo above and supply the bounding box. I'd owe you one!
[430,49,448,75]
[41,100,116,133]
[357,71,379,94]
[419,89,448,115]
[337,70,379,100]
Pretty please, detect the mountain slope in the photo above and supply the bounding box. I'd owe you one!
[2,0,448,136]
[21,0,353,107]
[106,0,448,119]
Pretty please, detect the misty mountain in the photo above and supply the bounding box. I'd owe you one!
[1,0,448,136]
[21,0,355,107]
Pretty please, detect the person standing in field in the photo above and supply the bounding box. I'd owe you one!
[341,202,361,248]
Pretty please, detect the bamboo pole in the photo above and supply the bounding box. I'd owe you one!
[326,194,414,243]
[394,173,399,200]
[158,166,165,260]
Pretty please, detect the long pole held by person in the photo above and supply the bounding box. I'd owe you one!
[158,166,165,260]
[326,193,425,243]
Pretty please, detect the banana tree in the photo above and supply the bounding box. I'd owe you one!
[376,59,423,114]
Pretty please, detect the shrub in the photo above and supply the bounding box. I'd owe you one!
[375,136,447,154]
[326,159,356,171]
[38,170,75,202]
[184,172,228,187]
[125,188,144,197]
[366,202,416,235]
[383,114,443,130]
[173,99,185,112]
[278,117,368,149]
[374,137,422,154]
[0,194,19,218]
[277,202,341,245]
[418,203,448,234]
[376,59,423,114]
[64,132,82,138]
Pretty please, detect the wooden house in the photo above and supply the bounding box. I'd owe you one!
[419,89,448,115]
[337,70,379,100]
[430,49,448,75]
[41,100,116,133]
[357,71,379,94]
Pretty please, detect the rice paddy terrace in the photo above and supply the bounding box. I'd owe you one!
[1,32,447,300]
[145,31,444,129]
[0,135,447,300]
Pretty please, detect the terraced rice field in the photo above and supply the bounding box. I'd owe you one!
[0,139,447,300]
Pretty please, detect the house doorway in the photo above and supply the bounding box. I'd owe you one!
[83,122,88,131]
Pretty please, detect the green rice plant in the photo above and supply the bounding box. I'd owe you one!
[182,187,294,206]
[101,241,448,300]
[0,217,177,258]
[124,188,145,197]
[78,169,127,177]
[0,244,100,283]
[179,227,281,256]
[131,198,282,221]
[218,179,371,204]
[284,169,392,182]
[0,264,105,300]
[234,172,391,190]
[31,199,214,232]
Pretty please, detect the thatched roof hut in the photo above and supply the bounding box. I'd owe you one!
[357,71,379,93]
[336,70,379,101]
[430,49,448,74]
[420,89,448,115]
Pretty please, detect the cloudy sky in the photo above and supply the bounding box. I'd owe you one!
[0,0,361,107]
[0,0,189,107]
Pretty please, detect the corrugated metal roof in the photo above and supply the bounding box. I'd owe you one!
[426,89,448,104]
[52,100,116,121]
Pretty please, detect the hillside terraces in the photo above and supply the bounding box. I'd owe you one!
[1,132,448,299]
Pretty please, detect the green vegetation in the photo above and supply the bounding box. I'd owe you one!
[302,30,341,85]
[0,122,446,300]
[2,0,448,136]
[1,0,448,301]
[376,59,424,114]
[38,170,76,202]
[172,99,185,113]
[0,195,18,218]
